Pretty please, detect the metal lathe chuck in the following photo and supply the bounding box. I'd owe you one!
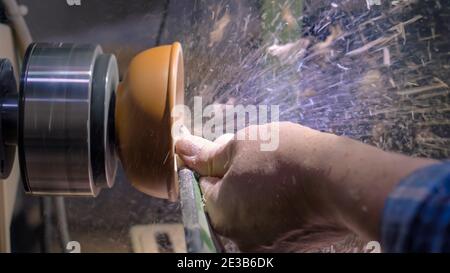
[0,43,119,196]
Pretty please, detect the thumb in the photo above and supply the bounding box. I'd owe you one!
[175,134,232,177]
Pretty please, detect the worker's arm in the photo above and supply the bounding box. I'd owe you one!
[175,122,439,251]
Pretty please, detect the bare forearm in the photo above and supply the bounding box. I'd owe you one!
[320,135,438,240]
[280,123,437,241]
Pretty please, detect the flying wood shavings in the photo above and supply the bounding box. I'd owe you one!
[383,47,391,66]
[346,34,396,56]
[396,82,449,96]
[183,0,450,163]
[282,3,299,29]
[209,10,231,47]
[366,0,381,10]
[313,25,343,51]
[388,15,423,43]
[267,38,310,61]
[346,15,423,56]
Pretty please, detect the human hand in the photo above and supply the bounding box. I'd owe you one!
[175,122,339,251]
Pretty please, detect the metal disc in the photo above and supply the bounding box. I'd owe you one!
[0,59,18,179]
[91,54,119,189]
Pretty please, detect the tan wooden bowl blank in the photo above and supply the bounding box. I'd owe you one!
[115,42,184,201]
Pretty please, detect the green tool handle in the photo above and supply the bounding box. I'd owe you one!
[178,168,224,253]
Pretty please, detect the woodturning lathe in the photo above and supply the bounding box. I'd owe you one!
[0,42,184,201]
